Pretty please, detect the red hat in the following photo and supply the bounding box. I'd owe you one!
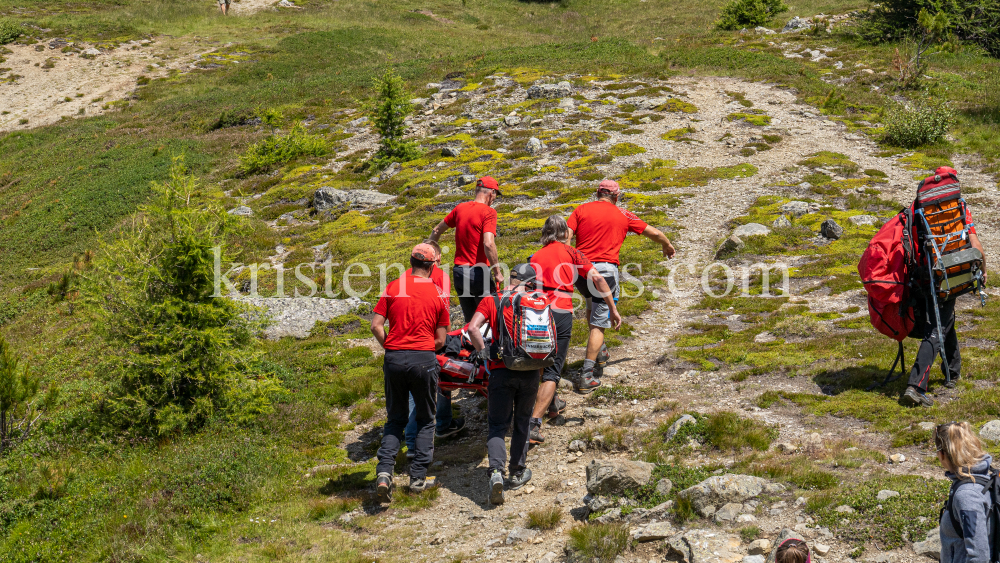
[598,179,621,194]
[411,243,438,262]
[477,176,502,196]
[935,166,958,177]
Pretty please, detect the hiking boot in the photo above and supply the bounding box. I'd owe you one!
[406,449,416,461]
[488,470,505,505]
[409,476,427,492]
[546,396,567,418]
[575,366,602,394]
[902,386,934,407]
[596,344,610,367]
[508,468,532,490]
[435,417,466,439]
[944,372,961,389]
[528,420,545,444]
[375,472,394,504]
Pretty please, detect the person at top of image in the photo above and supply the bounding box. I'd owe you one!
[565,179,675,393]
[429,176,503,323]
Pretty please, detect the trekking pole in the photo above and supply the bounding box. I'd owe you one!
[920,210,952,387]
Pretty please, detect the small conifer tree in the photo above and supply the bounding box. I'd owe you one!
[368,68,419,170]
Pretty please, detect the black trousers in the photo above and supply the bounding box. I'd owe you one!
[541,311,573,384]
[908,297,961,392]
[487,367,539,475]
[377,350,439,479]
[453,265,496,323]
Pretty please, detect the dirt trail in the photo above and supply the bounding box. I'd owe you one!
[329,75,1000,563]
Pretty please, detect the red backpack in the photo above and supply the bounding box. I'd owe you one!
[490,289,557,371]
[858,207,919,387]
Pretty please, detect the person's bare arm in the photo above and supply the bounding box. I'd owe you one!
[587,268,622,329]
[434,326,448,351]
[971,231,988,284]
[483,232,502,288]
[371,314,387,348]
[429,220,450,242]
[641,225,675,259]
[568,228,576,245]
[468,312,488,351]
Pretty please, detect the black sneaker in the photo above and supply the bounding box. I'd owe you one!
[575,366,602,394]
[375,472,394,504]
[528,420,545,444]
[508,468,532,490]
[435,417,466,439]
[488,470,505,505]
[547,396,567,418]
[902,386,934,407]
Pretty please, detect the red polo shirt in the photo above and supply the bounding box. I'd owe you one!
[406,264,450,307]
[373,272,450,351]
[444,201,497,266]
[566,200,648,265]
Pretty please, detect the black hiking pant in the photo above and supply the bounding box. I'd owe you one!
[908,297,961,392]
[453,265,496,323]
[377,350,439,479]
[541,311,574,384]
[487,367,540,475]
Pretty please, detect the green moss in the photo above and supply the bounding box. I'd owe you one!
[657,99,699,113]
[899,152,954,177]
[661,127,698,142]
[608,142,647,157]
[726,111,771,126]
[798,151,860,176]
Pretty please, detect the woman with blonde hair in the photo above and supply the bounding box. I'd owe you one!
[937,421,995,563]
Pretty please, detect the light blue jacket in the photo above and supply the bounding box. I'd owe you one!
[941,454,993,563]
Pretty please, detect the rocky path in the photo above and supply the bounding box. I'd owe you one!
[322,76,1000,563]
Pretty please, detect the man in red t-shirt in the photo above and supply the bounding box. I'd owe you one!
[467,263,542,505]
[567,179,675,392]
[430,176,503,323]
[527,215,621,445]
[370,243,450,503]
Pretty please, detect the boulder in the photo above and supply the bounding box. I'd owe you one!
[634,521,675,542]
[776,442,798,454]
[780,201,817,217]
[526,81,573,99]
[666,529,743,563]
[715,502,743,523]
[506,527,539,545]
[980,420,1000,443]
[782,16,812,33]
[568,440,588,453]
[655,478,673,496]
[877,489,900,501]
[314,187,395,211]
[744,557,766,563]
[748,539,771,555]
[442,146,461,157]
[227,206,254,217]
[585,459,654,495]
[736,513,757,523]
[677,474,767,512]
[82,47,101,56]
[582,494,615,513]
[849,214,879,226]
[348,116,368,127]
[754,26,777,35]
[820,218,843,240]
[734,223,771,238]
[715,235,745,259]
[593,507,622,524]
[458,174,477,185]
[526,137,544,155]
[767,529,805,563]
[913,527,941,560]
[666,414,697,441]
[773,215,792,228]
[504,114,522,127]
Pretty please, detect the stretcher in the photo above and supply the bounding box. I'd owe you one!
[436,325,491,398]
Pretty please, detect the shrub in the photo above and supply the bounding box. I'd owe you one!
[859,0,1000,57]
[367,68,420,170]
[527,507,563,530]
[882,101,954,148]
[92,157,280,435]
[567,523,630,561]
[717,0,788,31]
[239,122,330,175]
[0,333,49,453]
[0,19,21,45]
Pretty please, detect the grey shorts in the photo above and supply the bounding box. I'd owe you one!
[585,262,619,329]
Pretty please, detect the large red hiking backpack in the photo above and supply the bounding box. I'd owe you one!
[858,207,919,388]
[490,290,557,371]
[914,167,984,301]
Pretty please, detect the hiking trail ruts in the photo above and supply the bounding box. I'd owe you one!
[331,76,1000,563]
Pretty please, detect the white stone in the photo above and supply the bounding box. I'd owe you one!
[733,223,771,238]
[665,414,697,440]
[877,490,900,501]
[558,97,575,109]
[755,332,777,344]
[889,453,906,463]
[979,420,1000,442]
[814,544,831,556]
[849,214,879,226]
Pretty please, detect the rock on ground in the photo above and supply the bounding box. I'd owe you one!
[526,81,572,99]
[236,296,363,340]
[913,527,941,561]
[877,489,900,501]
[666,414,697,440]
[782,16,812,33]
[634,521,675,542]
[980,420,1000,442]
[678,474,767,512]
[749,539,771,555]
[526,137,544,155]
[767,529,806,563]
[655,478,672,496]
[849,214,879,226]
[773,215,792,228]
[227,206,254,216]
[733,223,771,238]
[820,218,843,240]
[716,235,744,259]
[585,459,654,495]
[780,201,818,217]
[667,529,742,563]
[506,527,538,545]
[314,187,395,210]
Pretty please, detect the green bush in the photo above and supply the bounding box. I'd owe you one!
[881,101,954,148]
[567,523,630,561]
[0,333,45,453]
[92,158,281,435]
[0,19,21,45]
[859,0,1000,57]
[239,122,330,175]
[717,0,788,30]
[367,68,420,170]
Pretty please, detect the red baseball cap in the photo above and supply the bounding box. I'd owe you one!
[411,243,438,262]
[598,179,621,194]
[477,176,502,196]
[936,166,958,177]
